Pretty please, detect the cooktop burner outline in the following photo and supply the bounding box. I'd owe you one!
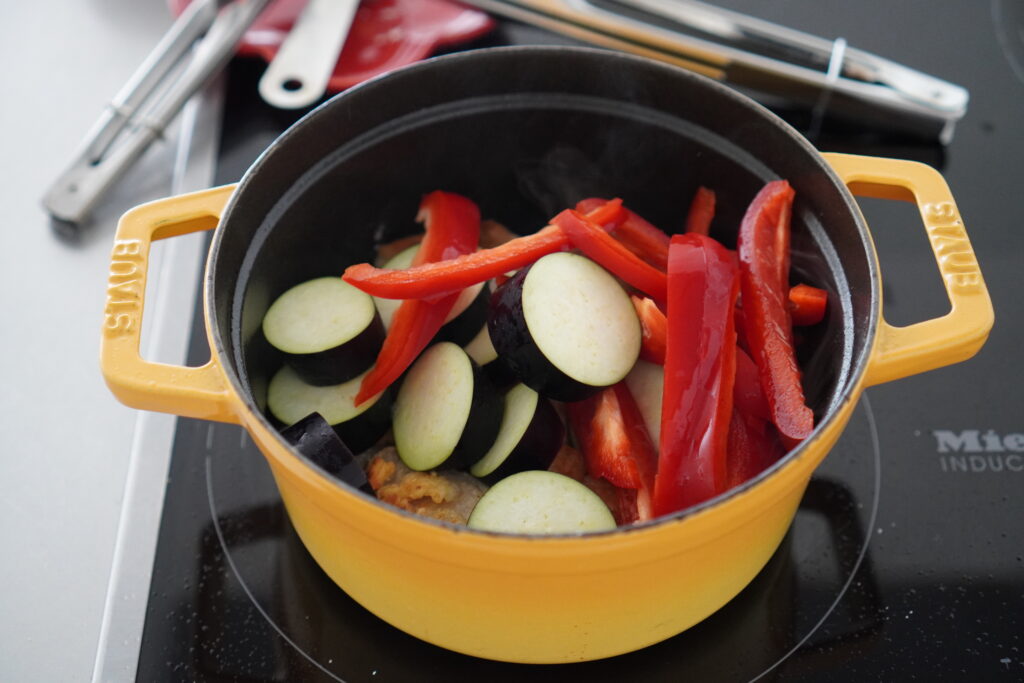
[992,0,1024,87]
[204,455,346,682]
[198,395,881,680]
[749,393,881,681]
[121,6,1024,679]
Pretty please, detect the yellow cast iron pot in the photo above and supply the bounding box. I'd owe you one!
[100,47,992,663]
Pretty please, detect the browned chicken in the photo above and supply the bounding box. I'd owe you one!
[366,447,488,525]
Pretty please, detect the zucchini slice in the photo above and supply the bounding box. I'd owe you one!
[488,253,641,401]
[267,366,392,453]
[263,277,384,386]
[392,342,502,471]
[470,383,564,483]
[467,470,616,534]
[373,244,488,346]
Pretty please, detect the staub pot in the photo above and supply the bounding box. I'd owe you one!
[101,46,992,663]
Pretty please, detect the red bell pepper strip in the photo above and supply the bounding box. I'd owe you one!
[612,382,656,521]
[788,283,828,326]
[550,209,668,303]
[732,346,770,422]
[410,191,481,265]
[726,347,783,487]
[774,187,793,290]
[736,181,814,443]
[342,199,625,301]
[684,186,716,236]
[566,383,657,499]
[567,387,640,490]
[615,487,641,525]
[354,191,480,405]
[733,300,749,354]
[652,232,739,517]
[576,197,670,271]
[630,295,667,365]
[725,405,784,489]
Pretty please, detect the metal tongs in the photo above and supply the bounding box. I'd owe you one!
[43,0,271,232]
[460,0,968,142]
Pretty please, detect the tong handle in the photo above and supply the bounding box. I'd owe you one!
[86,0,223,164]
[610,0,966,113]
[466,0,968,141]
[42,0,270,228]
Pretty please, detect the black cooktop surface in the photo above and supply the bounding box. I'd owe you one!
[135,2,1023,680]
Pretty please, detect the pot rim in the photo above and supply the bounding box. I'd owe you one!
[205,44,880,544]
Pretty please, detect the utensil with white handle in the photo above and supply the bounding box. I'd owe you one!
[258,0,360,109]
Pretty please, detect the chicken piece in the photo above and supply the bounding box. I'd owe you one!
[374,233,423,266]
[366,447,487,525]
[547,443,587,482]
[480,219,521,249]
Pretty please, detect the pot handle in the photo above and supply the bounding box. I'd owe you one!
[100,185,242,423]
[822,153,993,387]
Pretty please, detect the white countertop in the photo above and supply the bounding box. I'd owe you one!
[0,3,198,681]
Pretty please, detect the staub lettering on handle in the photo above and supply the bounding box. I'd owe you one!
[923,202,983,295]
[105,239,144,336]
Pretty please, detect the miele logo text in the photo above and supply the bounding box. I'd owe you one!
[933,430,1024,473]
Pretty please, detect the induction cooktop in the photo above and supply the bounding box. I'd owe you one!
[97,3,1023,681]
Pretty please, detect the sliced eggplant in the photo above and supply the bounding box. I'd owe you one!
[392,342,502,471]
[279,412,373,494]
[464,323,499,365]
[488,253,641,401]
[263,277,384,386]
[463,324,517,389]
[467,470,616,534]
[267,366,392,453]
[432,284,489,346]
[470,383,564,483]
[373,244,488,346]
[624,360,664,454]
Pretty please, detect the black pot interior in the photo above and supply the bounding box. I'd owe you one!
[208,46,876,453]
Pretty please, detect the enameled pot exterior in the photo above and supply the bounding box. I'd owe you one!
[101,47,992,662]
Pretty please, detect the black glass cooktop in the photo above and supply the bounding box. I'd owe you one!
[135,3,1023,680]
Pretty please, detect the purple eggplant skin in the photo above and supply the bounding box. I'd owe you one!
[444,359,504,471]
[280,412,373,494]
[487,267,603,402]
[283,312,385,386]
[334,388,393,453]
[481,356,519,392]
[271,386,393,455]
[478,395,565,486]
[433,284,490,347]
